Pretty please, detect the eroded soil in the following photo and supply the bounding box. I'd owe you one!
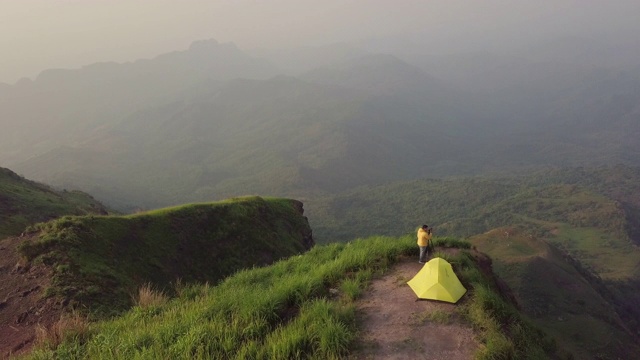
[0,235,63,359]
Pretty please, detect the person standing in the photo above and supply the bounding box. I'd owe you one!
[417,224,432,263]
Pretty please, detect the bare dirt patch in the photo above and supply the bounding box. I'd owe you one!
[350,256,479,360]
[0,235,64,359]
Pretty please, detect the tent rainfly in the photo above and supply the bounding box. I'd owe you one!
[407,257,467,303]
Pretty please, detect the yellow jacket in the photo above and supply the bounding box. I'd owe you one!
[417,228,432,247]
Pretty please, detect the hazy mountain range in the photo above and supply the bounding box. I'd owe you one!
[1,39,639,212]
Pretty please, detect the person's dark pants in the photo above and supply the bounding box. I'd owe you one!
[419,246,428,263]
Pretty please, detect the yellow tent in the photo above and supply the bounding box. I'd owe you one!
[407,257,467,303]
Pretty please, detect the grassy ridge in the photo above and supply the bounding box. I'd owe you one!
[0,167,108,239]
[28,236,558,359]
[18,196,313,315]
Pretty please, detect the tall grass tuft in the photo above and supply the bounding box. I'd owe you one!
[135,283,168,308]
[340,278,363,301]
[35,312,90,350]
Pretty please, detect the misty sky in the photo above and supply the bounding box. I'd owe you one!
[1,0,639,84]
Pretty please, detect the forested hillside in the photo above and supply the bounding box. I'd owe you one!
[308,166,640,243]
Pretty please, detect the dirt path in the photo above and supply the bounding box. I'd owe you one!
[0,235,63,359]
[350,256,479,360]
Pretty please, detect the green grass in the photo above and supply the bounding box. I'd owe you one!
[0,167,109,239]
[549,224,639,280]
[432,236,472,249]
[26,236,557,359]
[411,309,453,325]
[18,196,313,316]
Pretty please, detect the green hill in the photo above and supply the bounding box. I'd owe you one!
[26,236,559,360]
[17,196,314,315]
[0,167,109,239]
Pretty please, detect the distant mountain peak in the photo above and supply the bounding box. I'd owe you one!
[189,38,220,50]
[187,38,244,53]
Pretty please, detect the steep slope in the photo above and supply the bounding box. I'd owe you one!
[0,167,108,239]
[0,39,277,166]
[470,228,640,359]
